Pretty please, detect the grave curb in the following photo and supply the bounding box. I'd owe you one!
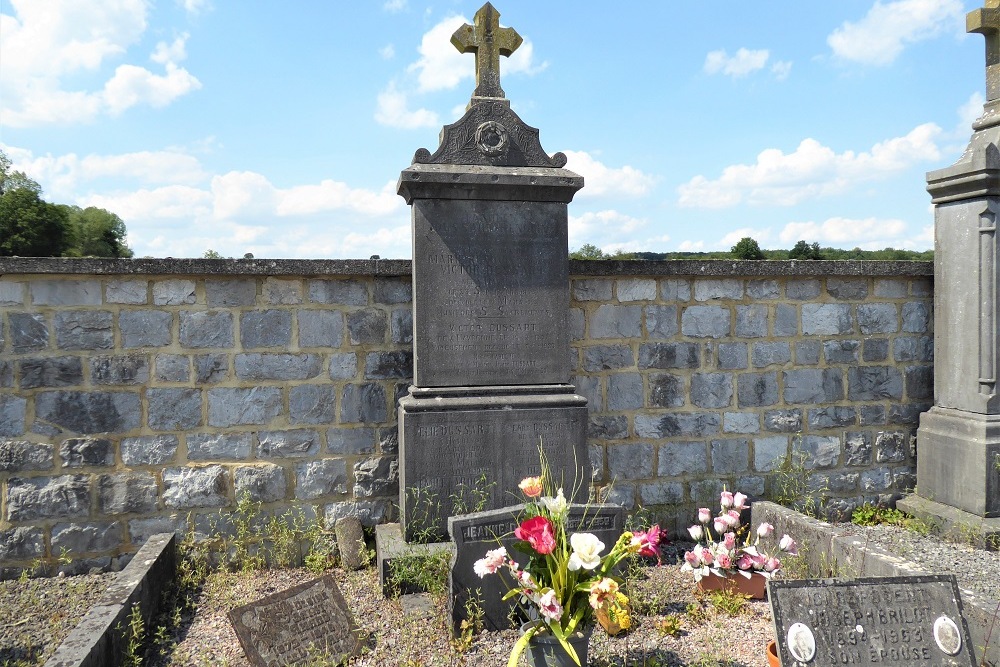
[751,501,999,666]
[43,532,177,667]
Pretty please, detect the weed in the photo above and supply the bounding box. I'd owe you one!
[685,601,709,625]
[707,588,751,617]
[228,491,266,573]
[657,614,683,637]
[767,440,829,517]
[452,588,484,653]
[385,547,451,598]
[404,484,447,544]
[450,473,495,517]
[118,602,145,667]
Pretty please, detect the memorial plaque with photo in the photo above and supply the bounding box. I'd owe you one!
[449,503,625,631]
[411,198,569,388]
[768,575,975,666]
[399,400,588,540]
[228,575,366,667]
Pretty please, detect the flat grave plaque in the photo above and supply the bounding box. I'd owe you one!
[449,503,624,632]
[768,575,975,666]
[228,575,367,667]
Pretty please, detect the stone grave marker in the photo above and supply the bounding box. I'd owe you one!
[395,1,588,542]
[228,575,367,667]
[768,575,975,666]
[448,503,625,632]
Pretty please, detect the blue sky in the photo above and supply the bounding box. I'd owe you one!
[0,0,988,259]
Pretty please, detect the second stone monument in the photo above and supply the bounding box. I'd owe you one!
[396,2,587,540]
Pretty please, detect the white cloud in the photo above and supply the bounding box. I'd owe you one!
[380,44,395,60]
[959,92,985,131]
[562,150,656,198]
[82,185,213,221]
[771,60,792,81]
[704,48,770,78]
[374,81,439,129]
[383,0,407,13]
[0,0,200,126]
[677,123,941,208]
[827,0,963,66]
[178,0,210,15]
[779,217,909,246]
[569,210,648,247]
[677,240,705,252]
[719,227,773,249]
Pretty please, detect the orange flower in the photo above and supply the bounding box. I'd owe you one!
[518,475,543,498]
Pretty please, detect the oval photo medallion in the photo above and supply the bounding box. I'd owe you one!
[933,615,962,656]
[786,622,816,663]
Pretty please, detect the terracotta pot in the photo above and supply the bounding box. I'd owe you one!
[766,639,780,667]
[695,571,767,599]
[520,621,593,667]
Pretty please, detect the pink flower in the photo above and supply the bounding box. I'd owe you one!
[779,535,798,555]
[713,517,727,534]
[716,553,732,569]
[698,507,712,524]
[684,550,700,567]
[632,525,662,559]
[515,516,556,555]
[723,532,736,550]
[537,590,563,622]
[764,557,781,573]
[720,491,734,509]
[756,522,774,538]
[736,554,754,570]
[733,492,748,510]
[518,476,544,498]
[473,547,507,578]
[701,549,714,566]
[588,577,619,609]
[688,525,704,541]
[725,510,741,528]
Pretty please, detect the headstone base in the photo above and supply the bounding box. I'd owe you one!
[915,406,1000,518]
[896,494,1000,551]
[398,384,588,541]
[374,522,454,597]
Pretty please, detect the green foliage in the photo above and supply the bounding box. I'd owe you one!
[730,236,765,260]
[0,152,41,195]
[60,205,133,258]
[707,588,751,617]
[120,603,145,667]
[202,249,225,259]
[386,548,452,597]
[449,473,495,517]
[569,243,636,260]
[789,240,823,260]
[657,614,683,637]
[0,188,70,256]
[766,443,829,517]
[851,503,933,535]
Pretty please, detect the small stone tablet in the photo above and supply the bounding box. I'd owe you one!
[768,574,975,666]
[228,575,366,667]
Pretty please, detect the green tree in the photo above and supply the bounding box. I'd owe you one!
[788,240,823,260]
[569,243,607,260]
[0,188,70,256]
[0,151,41,195]
[203,249,226,258]
[61,205,134,258]
[731,236,765,260]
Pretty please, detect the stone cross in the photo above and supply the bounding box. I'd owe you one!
[968,0,1000,101]
[451,2,522,102]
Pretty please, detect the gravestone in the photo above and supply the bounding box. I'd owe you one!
[448,503,625,631]
[768,575,975,666]
[902,0,1000,542]
[395,2,587,540]
[228,575,366,667]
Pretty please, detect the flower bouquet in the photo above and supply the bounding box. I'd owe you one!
[680,490,797,590]
[473,473,647,667]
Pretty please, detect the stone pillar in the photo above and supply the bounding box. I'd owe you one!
[395,106,587,539]
[901,3,1000,536]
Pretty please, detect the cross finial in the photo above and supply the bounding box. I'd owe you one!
[969,0,1000,101]
[451,3,522,105]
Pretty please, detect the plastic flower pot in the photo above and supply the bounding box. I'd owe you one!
[695,571,768,599]
[519,621,594,667]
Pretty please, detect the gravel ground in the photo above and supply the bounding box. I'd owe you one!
[2,528,997,667]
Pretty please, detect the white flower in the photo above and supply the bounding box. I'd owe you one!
[688,525,704,541]
[567,532,605,571]
[537,590,563,622]
[540,488,568,516]
[733,492,748,510]
[473,546,507,578]
[756,522,774,538]
[779,534,798,555]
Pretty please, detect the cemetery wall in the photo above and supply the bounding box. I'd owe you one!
[0,258,933,575]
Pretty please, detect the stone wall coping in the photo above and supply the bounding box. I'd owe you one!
[0,257,932,278]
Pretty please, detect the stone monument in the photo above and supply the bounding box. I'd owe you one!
[395,2,588,540]
[900,0,1000,542]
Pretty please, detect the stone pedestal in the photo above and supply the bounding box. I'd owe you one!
[906,94,1000,528]
[394,111,586,540]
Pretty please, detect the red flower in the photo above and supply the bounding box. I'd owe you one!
[515,516,556,555]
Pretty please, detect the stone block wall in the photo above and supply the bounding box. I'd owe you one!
[0,258,932,576]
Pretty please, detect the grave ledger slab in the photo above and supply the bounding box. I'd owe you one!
[228,574,366,667]
[395,3,588,541]
[768,575,975,667]
[449,503,625,632]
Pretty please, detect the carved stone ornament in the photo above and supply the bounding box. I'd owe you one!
[412,102,567,168]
